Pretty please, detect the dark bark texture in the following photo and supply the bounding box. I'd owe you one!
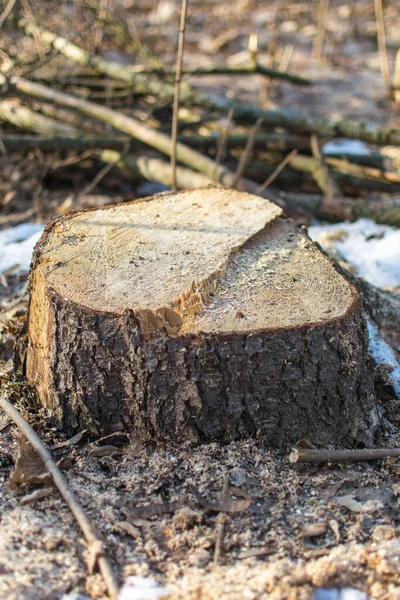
[32,291,378,448]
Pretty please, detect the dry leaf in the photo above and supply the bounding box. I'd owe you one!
[51,430,86,450]
[89,445,119,457]
[19,486,53,506]
[10,437,52,489]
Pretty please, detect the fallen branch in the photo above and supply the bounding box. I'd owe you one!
[100,150,214,189]
[0,133,130,152]
[3,74,285,205]
[178,131,314,152]
[143,64,312,86]
[22,21,400,145]
[21,20,183,102]
[289,447,400,464]
[22,21,311,88]
[0,99,78,136]
[0,396,119,600]
[284,193,400,227]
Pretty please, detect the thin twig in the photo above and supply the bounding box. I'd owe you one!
[72,139,130,202]
[0,396,119,600]
[232,117,264,188]
[171,0,189,191]
[374,0,391,98]
[213,107,234,181]
[256,148,298,193]
[214,474,230,566]
[0,0,16,32]
[94,0,109,48]
[289,447,400,464]
[312,0,329,62]
[310,133,341,199]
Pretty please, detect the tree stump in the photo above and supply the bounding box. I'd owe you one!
[26,188,378,446]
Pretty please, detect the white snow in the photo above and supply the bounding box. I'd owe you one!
[322,139,372,156]
[309,218,400,399]
[118,577,169,600]
[367,320,400,398]
[315,587,375,600]
[0,223,43,275]
[309,218,400,288]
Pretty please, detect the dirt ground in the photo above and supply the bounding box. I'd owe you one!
[1,1,400,599]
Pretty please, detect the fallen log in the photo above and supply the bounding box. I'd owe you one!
[26,188,378,446]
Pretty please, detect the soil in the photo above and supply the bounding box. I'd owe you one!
[1,1,400,599]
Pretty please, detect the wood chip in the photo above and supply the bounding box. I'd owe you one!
[329,519,341,544]
[238,547,276,560]
[19,486,53,506]
[334,495,364,513]
[190,484,252,513]
[116,521,141,539]
[302,523,327,538]
[127,500,185,518]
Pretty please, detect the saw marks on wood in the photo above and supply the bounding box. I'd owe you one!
[188,219,357,334]
[34,188,281,334]
[33,187,355,337]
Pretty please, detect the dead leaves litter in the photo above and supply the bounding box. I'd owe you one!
[189,484,252,513]
[10,436,52,489]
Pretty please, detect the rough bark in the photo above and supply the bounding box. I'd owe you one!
[25,189,379,447]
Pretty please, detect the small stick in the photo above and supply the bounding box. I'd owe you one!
[214,474,230,566]
[94,0,109,48]
[374,0,391,98]
[289,447,400,464]
[0,396,119,600]
[0,0,16,31]
[256,148,298,193]
[171,0,189,191]
[313,0,330,62]
[232,117,264,188]
[213,107,234,182]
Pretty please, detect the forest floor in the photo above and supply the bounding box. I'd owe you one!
[1,1,400,599]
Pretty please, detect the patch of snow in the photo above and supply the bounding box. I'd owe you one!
[118,576,169,600]
[309,218,400,399]
[367,320,400,397]
[308,218,400,288]
[0,223,43,275]
[322,139,371,156]
[315,588,375,600]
